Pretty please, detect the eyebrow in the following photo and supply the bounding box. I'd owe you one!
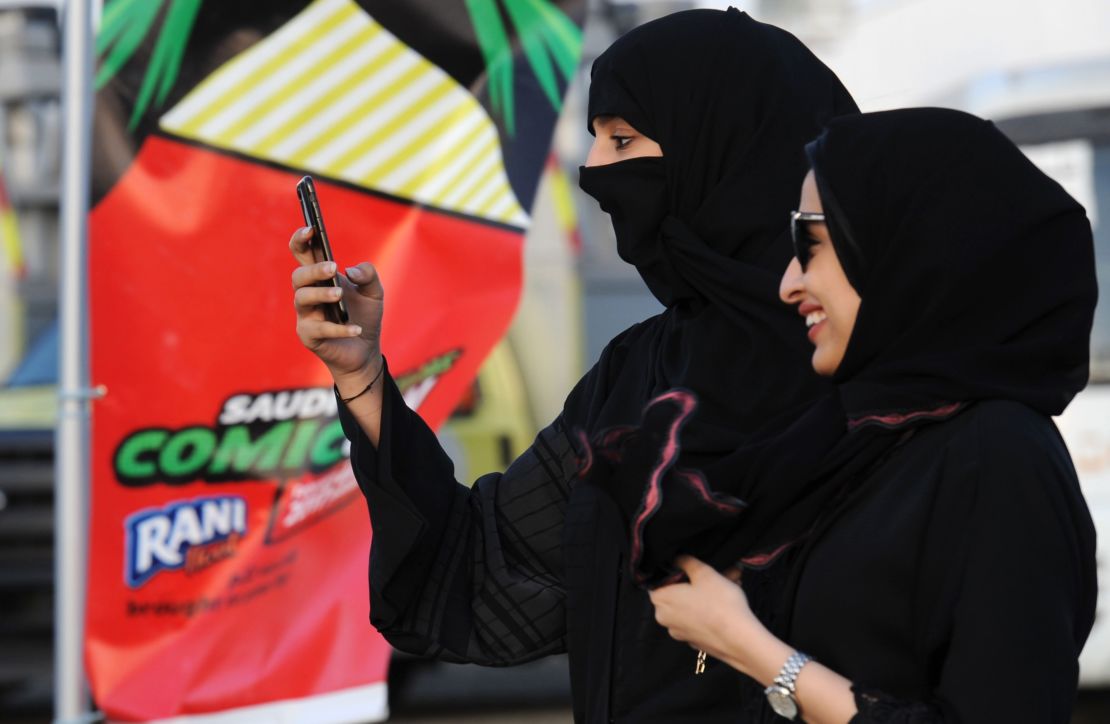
[591,114,624,132]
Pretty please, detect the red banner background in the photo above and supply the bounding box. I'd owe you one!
[85,136,523,720]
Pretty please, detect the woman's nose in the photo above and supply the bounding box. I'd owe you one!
[584,136,607,167]
[779,256,805,305]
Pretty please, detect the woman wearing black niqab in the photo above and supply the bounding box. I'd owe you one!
[288,8,857,722]
[647,108,1098,723]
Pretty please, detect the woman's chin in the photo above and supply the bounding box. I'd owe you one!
[810,348,842,377]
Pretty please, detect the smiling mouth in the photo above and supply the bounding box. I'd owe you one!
[805,310,827,328]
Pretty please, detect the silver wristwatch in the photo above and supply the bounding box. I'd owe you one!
[764,650,813,720]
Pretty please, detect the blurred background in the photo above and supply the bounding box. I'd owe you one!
[1,0,1110,721]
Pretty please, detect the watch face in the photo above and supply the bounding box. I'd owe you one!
[766,686,798,719]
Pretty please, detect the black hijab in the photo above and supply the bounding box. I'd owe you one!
[811,107,1096,419]
[587,107,1097,587]
[569,7,859,458]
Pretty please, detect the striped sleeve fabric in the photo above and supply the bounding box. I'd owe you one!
[337,359,580,665]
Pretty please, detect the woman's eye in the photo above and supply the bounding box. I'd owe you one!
[797,235,820,270]
[613,135,632,150]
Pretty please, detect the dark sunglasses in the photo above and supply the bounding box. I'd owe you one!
[789,210,825,268]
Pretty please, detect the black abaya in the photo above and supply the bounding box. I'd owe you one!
[599,108,1099,721]
[786,107,1099,722]
[338,8,859,723]
[341,326,761,723]
[787,401,1095,723]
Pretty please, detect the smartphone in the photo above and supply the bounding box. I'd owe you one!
[296,175,349,325]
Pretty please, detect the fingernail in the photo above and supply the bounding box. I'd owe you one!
[346,266,363,281]
[324,262,336,274]
[349,325,362,336]
[332,288,343,298]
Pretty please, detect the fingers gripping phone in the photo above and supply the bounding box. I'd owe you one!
[296,175,349,325]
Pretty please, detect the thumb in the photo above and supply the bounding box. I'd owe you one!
[675,555,711,580]
[344,262,384,299]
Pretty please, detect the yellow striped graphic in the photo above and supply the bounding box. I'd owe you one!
[440,136,501,206]
[454,159,504,210]
[360,101,473,188]
[285,60,430,167]
[176,2,360,138]
[159,0,527,227]
[252,41,405,157]
[332,79,455,171]
[395,120,489,198]
[211,23,383,146]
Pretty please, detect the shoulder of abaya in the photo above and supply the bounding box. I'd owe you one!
[560,313,666,423]
[599,313,666,361]
[909,399,1075,491]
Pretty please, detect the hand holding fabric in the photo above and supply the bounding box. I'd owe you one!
[652,556,862,724]
[649,556,764,674]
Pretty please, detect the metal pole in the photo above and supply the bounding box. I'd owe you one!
[55,0,96,721]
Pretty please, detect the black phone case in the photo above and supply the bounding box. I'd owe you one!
[296,175,349,325]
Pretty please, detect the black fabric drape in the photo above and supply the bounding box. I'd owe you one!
[780,109,1097,722]
[345,8,868,721]
[789,400,1097,724]
[587,107,1098,589]
[809,108,1097,418]
[570,8,860,586]
[573,7,858,449]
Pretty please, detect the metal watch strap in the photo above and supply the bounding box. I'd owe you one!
[764,650,813,720]
[774,651,812,693]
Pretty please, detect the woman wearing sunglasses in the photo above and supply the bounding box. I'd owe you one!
[645,108,1098,722]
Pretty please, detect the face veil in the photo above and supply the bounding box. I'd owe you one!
[579,7,859,311]
[571,7,860,452]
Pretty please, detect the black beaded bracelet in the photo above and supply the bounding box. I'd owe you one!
[340,361,385,404]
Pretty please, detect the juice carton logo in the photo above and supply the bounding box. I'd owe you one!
[125,495,247,588]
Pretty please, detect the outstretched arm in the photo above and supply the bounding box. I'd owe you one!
[338,366,578,666]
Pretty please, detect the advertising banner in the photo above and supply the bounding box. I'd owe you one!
[85,0,584,720]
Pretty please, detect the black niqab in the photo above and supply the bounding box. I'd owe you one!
[581,7,860,305]
[569,7,859,460]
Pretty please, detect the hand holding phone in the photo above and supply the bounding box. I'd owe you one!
[296,175,349,325]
